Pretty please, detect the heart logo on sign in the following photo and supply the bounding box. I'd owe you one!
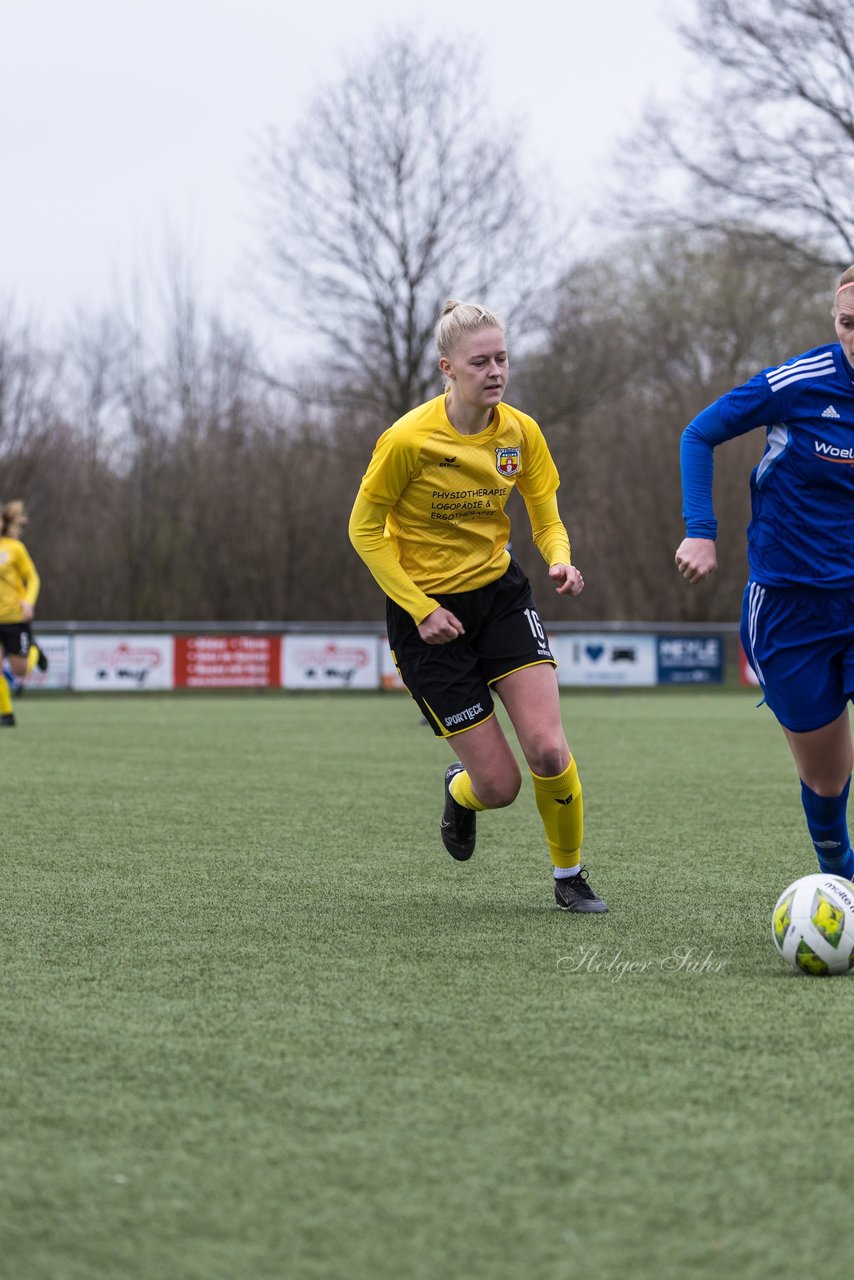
[585,645,604,662]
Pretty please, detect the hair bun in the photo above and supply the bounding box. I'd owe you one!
[0,500,26,538]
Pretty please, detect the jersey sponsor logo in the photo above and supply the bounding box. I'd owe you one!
[814,439,854,463]
[431,487,504,499]
[439,455,461,468]
[495,446,521,476]
[821,404,841,418]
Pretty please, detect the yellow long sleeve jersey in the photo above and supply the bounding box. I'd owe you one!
[349,394,571,624]
[0,537,40,623]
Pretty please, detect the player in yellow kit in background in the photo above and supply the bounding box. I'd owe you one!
[0,501,47,726]
[349,300,607,911]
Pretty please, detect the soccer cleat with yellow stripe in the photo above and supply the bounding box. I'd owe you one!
[441,762,476,861]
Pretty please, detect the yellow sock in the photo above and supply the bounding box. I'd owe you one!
[26,644,39,674]
[450,769,489,811]
[0,672,13,716]
[531,757,583,869]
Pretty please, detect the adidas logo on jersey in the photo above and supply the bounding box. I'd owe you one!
[821,404,841,418]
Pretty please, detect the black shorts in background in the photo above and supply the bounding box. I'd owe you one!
[0,622,32,658]
[386,559,556,738]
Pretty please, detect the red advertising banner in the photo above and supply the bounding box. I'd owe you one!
[174,635,280,688]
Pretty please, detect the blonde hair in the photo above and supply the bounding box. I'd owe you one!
[435,299,505,379]
[1,501,27,540]
[833,265,854,314]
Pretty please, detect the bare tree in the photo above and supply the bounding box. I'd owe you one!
[620,0,854,267]
[0,308,64,471]
[511,230,833,623]
[252,32,560,422]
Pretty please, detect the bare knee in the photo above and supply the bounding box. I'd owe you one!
[474,763,522,809]
[785,714,854,798]
[526,739,571,779]
[800,771,853,798]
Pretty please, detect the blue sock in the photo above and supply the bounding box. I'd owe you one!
[800,778,854,877]
[2,661,20,695]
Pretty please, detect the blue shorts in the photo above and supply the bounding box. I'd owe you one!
[740,581,854,732]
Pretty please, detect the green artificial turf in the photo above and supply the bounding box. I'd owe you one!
[2,689,853,1280]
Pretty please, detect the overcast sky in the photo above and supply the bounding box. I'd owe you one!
[0,0,694,354]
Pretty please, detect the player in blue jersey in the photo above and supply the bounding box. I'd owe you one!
[676,264,854,879]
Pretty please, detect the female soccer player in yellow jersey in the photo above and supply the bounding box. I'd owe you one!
[349,300,607,911]
[0,501,45,726]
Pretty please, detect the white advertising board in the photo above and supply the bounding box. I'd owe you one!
[72,635,174,691]
[552,633,657,686]
[22,635,71,690]
[282,634,379,689]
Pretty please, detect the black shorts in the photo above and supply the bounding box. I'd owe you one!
[387,559,556,737]
[0,622,32,658]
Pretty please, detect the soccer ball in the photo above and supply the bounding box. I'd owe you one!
[772,873,854,976]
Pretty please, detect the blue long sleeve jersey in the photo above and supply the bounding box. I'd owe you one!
[681,343,854,588]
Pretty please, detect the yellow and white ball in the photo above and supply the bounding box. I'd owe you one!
[772,873,854,976]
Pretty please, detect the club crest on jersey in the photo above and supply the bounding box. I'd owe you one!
[495,446,521,477]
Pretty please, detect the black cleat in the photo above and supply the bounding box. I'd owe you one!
[441,762,476,860]
[554,866,608,913]
[0,713,16,727]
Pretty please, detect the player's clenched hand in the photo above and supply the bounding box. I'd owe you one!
[549,563,584,597]
[418,606,465,645]
[675,537,718,583]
